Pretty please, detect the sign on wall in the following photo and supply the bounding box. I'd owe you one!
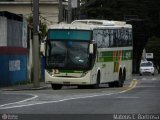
[71,0,77,8]
[9,60,20,71]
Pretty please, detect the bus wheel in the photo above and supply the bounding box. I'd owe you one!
[78,85,86,89]
[51,84,63,90]
[92,72,100,89]
[108,82,115,88]
[115,70,123,87]
[123,69,126,81]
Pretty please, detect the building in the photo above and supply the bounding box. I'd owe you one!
[0,11,28,86]
[0,0,60,25]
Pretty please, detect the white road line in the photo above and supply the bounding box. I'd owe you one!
[116,97,139,99]
[0,80,138,110]
[142,78,147,81]
[0,93,115,109]
[141,78,157,81]
[152,78,157,81]
[0,94,38,107]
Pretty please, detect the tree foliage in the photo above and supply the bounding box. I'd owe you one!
[81,0,160,37]
[145,37,160,73]
[81,0,160,73]
[27,15,47,41]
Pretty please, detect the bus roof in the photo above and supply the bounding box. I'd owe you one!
[72,20,132,28]
[49,20,132,30]
[49,22,95,30]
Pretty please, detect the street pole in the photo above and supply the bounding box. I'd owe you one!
[33,0,40,88]
[59,0,63,23]
[77,0,80,19]
[68,0,72,23]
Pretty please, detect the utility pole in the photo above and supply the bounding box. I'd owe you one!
[33,0,40,88]
[77,0,80,19]
[59,0,63,23]
[68,0,72,23]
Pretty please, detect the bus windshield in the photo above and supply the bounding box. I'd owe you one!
[140,62,153,67]
[46,41,90,70]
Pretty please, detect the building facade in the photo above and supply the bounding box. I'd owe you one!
[0,0,59,25]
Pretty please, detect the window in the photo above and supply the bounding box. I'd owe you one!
[48,29,92,41]
[93,28,132,48]
[46,41,90,70]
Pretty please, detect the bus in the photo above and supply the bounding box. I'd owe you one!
[42,20,133,90]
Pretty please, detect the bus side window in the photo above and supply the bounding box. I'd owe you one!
[110,29,118,47]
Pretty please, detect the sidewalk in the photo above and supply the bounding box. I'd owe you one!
[0,82,50,91]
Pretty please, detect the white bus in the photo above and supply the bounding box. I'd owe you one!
[43,20,133,90]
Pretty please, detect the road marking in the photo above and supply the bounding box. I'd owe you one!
[0,93,38,107]
[142,78,147,81]
[0,79,138,110]
[152,78,157,81]
[116,96,139,99]
[141,78,157,81]
[120,79,137,93]
[136,85,156,88]
[0,93,115,109]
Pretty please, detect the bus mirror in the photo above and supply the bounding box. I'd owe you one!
[89,44,94,54]
[40,42,45,56]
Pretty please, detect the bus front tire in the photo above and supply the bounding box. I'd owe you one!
[92,72,100,89]
[51,84,63,90]
[115,70,124,87]
[108,82,115,88]
[123,68,126,81]
[78,85,87,89]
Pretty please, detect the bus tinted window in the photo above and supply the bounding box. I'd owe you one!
[93,28,132,48]
[48,29,92,41]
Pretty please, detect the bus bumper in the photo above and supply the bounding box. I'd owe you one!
[45,70,91,85]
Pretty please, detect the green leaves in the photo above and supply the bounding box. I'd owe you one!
[27,15,47,40]
[146,36,160,73]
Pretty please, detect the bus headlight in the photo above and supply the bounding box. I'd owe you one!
[80,71,88,77]
[52,69,59,74]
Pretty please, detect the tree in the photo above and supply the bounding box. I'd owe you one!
[27,15,47,41]
[80,0,160,37]
[145,37,160,73]
[80,0,160,73]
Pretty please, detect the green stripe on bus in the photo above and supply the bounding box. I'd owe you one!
[122,50,132,60]
[59,70,85,73]
[98,50,132,62]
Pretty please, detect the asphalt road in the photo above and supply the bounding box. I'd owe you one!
[0,74,160,120]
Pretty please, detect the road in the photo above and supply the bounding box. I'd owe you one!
[0,74,160,120]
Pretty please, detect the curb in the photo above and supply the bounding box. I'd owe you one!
[0,85,49,91]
